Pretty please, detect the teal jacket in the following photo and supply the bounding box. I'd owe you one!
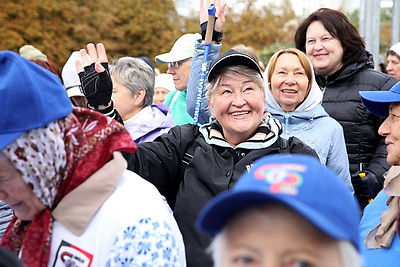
[164,89,194,125]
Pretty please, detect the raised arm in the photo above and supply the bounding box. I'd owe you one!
[75,43,123,124]
[186,0,226,125]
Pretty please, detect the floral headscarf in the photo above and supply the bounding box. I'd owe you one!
[3,121,66,208]
[0,107,136,266]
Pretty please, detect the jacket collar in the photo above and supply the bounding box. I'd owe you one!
[52,152,126,236]
[199,114,282,150]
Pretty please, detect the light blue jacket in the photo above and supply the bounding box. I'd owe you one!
[359,189,400,266]
[265,88,352,191]
[266,55,352,191]
[186,40,220,125]
[187,40,352,191]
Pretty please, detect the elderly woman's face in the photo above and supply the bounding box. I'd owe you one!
[208,73,265,147]
[305,20,344,78]
[111,75,143,121]
[219,204,342,267]
[386,54,400,80]
[378,103,400,166]
[0,152,45,221]
[153,87,170,105]
[270,53,310,112]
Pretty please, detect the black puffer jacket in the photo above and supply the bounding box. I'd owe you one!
[316,51,397,206]
[124,122,317,267]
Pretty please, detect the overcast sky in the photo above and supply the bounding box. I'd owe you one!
[177,0,365,17]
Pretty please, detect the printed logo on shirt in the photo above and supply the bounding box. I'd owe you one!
[52,240,93,267]
[245,164,254,173]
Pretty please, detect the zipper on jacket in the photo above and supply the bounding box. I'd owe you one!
[321,86,327,95]
[284,112,290,135]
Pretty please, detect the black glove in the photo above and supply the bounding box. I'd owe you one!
[78,62,112,108]
[200,21,223,43]
[351,170,382,200]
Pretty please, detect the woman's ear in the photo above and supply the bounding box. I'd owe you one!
[208,99,216,118]
[134,88,146,106]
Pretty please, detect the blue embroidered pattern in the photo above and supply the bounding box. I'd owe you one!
[106,217,180,266]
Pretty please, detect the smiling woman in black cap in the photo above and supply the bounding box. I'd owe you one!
[77,43,319,266]
[129,49,318,267]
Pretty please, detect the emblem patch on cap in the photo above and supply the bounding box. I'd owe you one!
[254,163,305,195]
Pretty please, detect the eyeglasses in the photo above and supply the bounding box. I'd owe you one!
[168,58,191,69]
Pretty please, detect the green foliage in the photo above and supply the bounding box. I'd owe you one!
[346,9,359,29]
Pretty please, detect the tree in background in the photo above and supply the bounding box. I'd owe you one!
[223,0,296,51]
[219,0,297,66]
[0,0,75,64]
[0,0,298,71]
[0,0,181,70]
[105,0,181,59]
[179,0,297,67]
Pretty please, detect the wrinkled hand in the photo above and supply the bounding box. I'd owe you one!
[75,43,112,108]
[200,0,226,32]
[351,170,382,200]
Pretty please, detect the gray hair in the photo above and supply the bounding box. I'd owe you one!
[109,57,155,107]
[339,240,361,267]
[209,233,225,267]
[206,65,265,101]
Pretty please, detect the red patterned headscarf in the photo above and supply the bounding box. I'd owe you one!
[0,107,136,266]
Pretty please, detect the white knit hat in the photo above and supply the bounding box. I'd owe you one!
[154,73,175,92]
[19,45,48,61]
[390,42,400,56]
[61,51,85,97]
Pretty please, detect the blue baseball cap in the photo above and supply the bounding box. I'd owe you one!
[359,81,400,117]
[197,154,360,250]
[0,51,72,150]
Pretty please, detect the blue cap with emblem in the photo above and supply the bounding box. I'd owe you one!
[196,154,360,250]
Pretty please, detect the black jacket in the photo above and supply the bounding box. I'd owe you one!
[317,51,397,206]
[124,123,317,267]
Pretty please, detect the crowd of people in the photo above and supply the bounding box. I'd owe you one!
[1,1,400,266]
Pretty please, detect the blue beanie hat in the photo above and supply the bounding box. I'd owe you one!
[0,51,72,150]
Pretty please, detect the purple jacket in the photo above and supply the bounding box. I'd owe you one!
[124,104,175,143]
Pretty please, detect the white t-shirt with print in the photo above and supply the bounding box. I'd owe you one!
[48,170,186,266]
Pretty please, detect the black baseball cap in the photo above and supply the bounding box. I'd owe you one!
[207,49,262,82]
